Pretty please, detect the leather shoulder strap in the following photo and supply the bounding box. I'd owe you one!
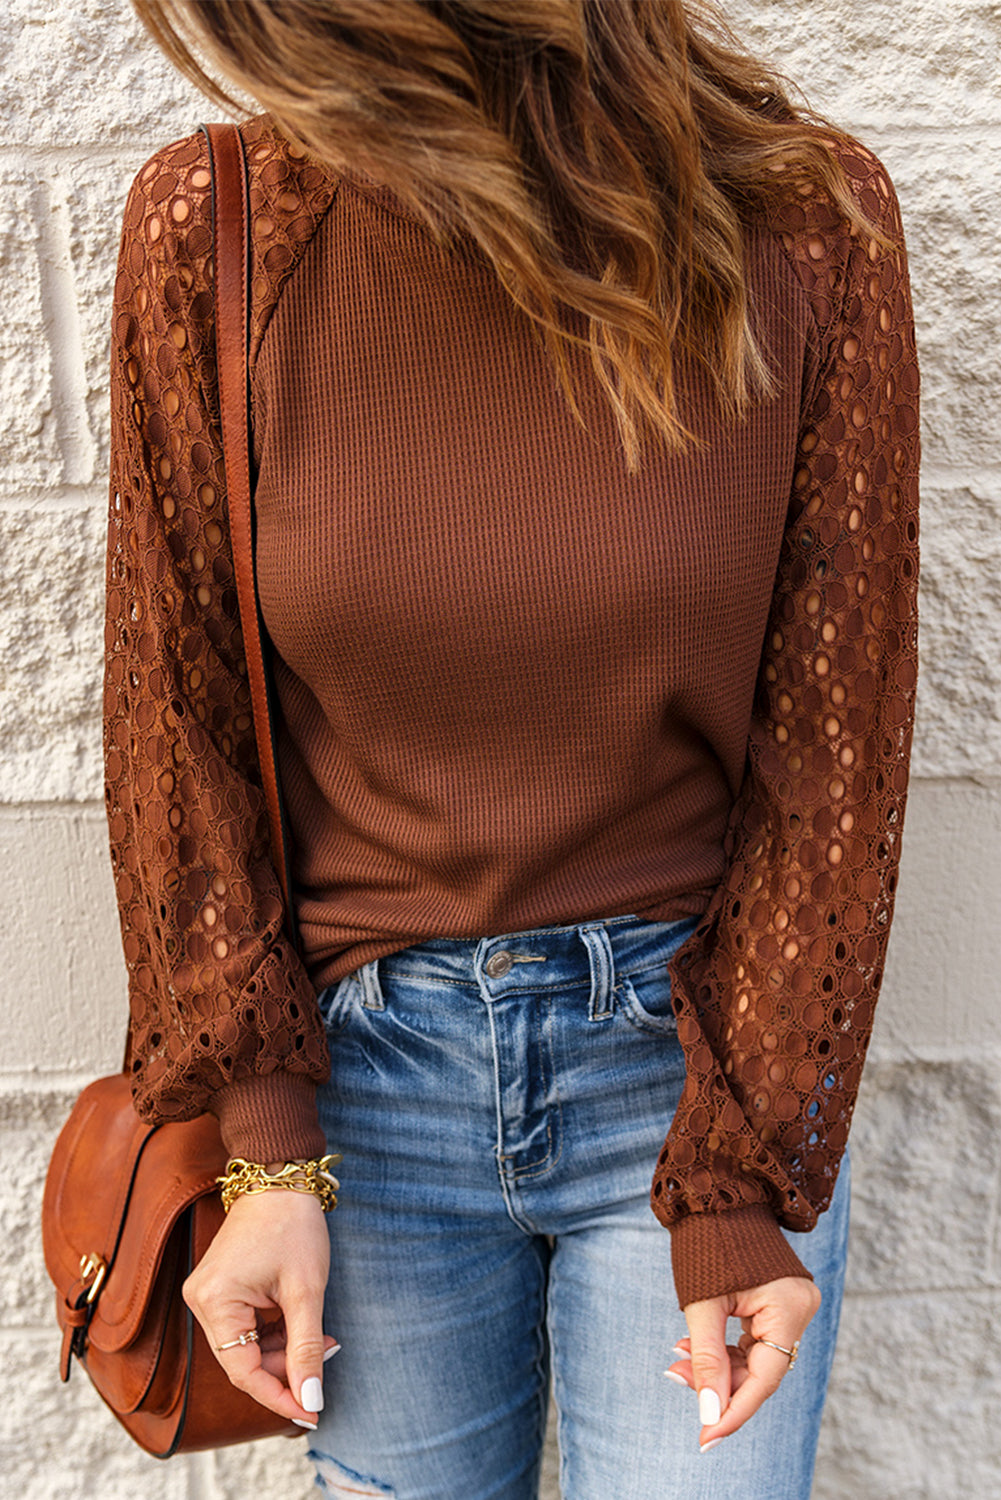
[201,122,298,946]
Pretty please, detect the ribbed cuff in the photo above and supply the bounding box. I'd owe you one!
[669,1204,812,1309]
[210,1072,327,1163]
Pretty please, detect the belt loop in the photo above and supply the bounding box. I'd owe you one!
[579,925,615,1021]
[358,958,385,1011]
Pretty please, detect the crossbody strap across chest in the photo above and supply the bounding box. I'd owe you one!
[200,121,297,948]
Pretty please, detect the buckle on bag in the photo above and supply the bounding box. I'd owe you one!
[79,1253,108,1304]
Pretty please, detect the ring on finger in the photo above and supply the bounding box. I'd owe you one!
[215,1328,260,1352]
[755,1337,800,1368]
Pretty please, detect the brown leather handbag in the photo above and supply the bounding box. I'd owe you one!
[41,122,300,1458]
[41,1075,297,1456]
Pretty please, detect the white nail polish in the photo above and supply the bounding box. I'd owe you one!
[292,1418,318,1430]
[323,1343,341,1361]
[300,1376,324,1413]
[698,1388,722,1426]
[700,1437,724,1454]
[663,1370,689,1386]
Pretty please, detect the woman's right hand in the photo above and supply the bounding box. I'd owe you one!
[182,1185,338,1428]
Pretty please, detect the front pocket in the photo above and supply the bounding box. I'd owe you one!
[615,969,678,1035]
[318,971,361,1036]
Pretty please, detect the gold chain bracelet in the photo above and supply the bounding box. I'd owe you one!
[217,1154,341,1214]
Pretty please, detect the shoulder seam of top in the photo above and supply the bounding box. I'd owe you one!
[239,116,342,374]
[250,184,343,382]
[767,135,899,370]
[767,226,828,354]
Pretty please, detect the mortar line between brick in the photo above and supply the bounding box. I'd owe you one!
[842,1284,1001,1302]
[0,775,988,815]
[1,1070,112,1093]
[6,1042,1000,1098]
[863,121,1001,137]
[0,141,202,169]
[0,802,105,818]
[921,466,1001,490]
[0,491,104,512]
[3,470,999,509]
[2,121,996,164]
[0,137,223,174]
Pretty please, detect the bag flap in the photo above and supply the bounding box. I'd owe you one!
[43,1073,227,1350]
[43,1074,149,1291]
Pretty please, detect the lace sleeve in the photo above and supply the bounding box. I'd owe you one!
[104,131,330,1162]
[652,150,920,1308]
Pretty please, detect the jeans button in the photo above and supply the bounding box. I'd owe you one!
[484,950,513,978]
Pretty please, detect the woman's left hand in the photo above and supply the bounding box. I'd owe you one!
[668,1276,822,1450]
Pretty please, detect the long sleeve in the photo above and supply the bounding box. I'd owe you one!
[103,129,333,1162]
[653,148,920,1308]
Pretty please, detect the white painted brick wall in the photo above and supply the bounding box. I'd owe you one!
[1,3,998,1497]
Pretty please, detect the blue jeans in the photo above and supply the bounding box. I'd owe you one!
[310,914,849,1500]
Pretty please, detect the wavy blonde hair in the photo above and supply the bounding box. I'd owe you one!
[133,0,873,467]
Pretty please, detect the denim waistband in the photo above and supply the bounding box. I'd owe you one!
[371,912,701,993]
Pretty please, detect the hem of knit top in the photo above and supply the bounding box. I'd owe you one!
[668,1203,811,1309]
[211,1073,328,1164]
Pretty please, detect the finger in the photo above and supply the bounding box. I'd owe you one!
[716,1341,758,1400]
[216,1344,310,1421]
[251,1333,341,1405]
[255,1317,341,1371]
[701,1340,793,1440]
[235,1337,339,1426]
[664,1335,694,1386]
[683,1299,733,1439]
[282,1285,330,1424]
[205,1322,315,1423]
[185,1285,314,1424]
[669,1338,693,1380]
[215,1315,290,1385]
[669,1341,755,1389]
[663,1354,694,1391]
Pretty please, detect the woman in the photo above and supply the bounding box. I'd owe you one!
[106,2,919,1496]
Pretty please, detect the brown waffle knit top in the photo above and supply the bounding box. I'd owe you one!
[104,115,919,1306]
